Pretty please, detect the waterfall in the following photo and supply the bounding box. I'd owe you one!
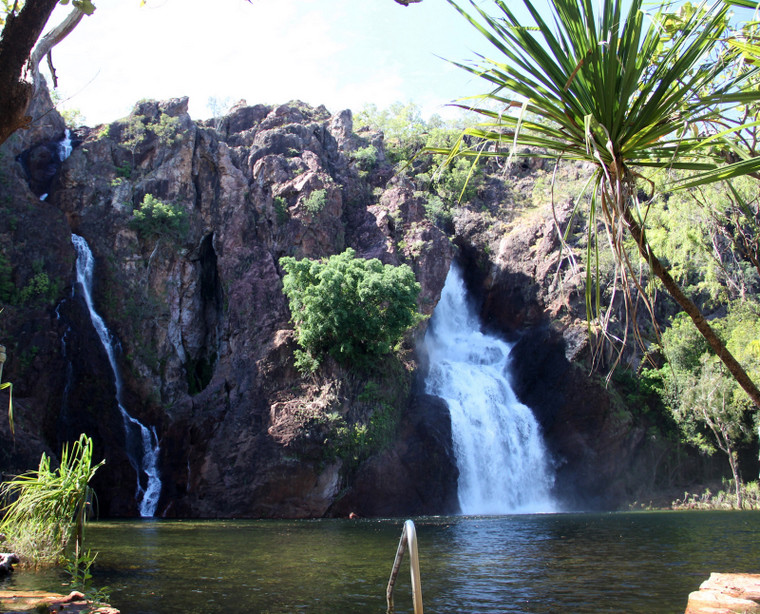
[424,265,556,515]
[55,300,75,423]
[40,130,72,201]
[57,129,72,161]
[71,234,162,517]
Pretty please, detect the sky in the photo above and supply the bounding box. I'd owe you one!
[42,0,504,126]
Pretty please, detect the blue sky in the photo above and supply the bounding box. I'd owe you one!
[44,0,508,126]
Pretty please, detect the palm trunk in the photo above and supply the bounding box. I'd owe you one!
[622,207,760,409]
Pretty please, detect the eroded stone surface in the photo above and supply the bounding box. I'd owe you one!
[0,590,119,613]
[685,574,760,614]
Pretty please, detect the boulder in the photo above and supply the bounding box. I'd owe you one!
[0,553,18,575]
[685,574,760,614]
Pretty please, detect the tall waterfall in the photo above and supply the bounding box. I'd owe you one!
[72,234,162,517]
[424,265,556,514]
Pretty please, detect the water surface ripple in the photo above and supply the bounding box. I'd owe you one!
[3,512,758,613]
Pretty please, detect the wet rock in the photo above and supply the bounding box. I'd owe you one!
[0,553,18,575]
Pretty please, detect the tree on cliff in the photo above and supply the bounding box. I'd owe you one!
[280,249,422,373]
[0,0,423,147]
[436,0,760,409]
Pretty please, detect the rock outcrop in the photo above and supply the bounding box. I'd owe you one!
[0,86,679,516]
[1,92,458,517]
[685,573,760,614]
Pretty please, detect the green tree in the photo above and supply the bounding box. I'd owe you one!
[439,0,760,407]
[646,175,760,308]
[653,304,760,504]
[129,193,188,242]
[355,102,430,164]
[280,248,422,372]
[671,354,751,505]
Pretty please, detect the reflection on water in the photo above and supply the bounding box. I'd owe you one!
[2,512,759,613]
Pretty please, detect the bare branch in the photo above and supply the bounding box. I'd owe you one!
[29,6,85,84]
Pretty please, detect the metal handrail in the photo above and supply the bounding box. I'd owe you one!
[386,519,423,614]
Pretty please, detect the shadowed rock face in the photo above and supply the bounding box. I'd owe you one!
[0,89,679,517]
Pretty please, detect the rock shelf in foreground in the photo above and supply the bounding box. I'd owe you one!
[685,573,760,613]
[0,590,119,613]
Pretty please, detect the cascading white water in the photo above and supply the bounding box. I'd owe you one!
[72,234,162,517]
[57,129,72,161]
[424,265,556,515]
[40,130,72,201]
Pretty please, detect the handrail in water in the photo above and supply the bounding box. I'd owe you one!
[386,519,423,614]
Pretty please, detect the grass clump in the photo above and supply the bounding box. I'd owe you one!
[0,434,104,568]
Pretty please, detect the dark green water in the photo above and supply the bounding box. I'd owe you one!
[2,512,759,613]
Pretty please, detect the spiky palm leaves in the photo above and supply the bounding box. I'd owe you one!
[0,434,104,567]
[438,0,760,406]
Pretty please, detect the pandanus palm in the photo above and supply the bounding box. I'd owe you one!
[438,0,760,406]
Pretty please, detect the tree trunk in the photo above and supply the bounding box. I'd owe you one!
[0,0,60,145]
[729,450,743,509]
[623,207,760,409]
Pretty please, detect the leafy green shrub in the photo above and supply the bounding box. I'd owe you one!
[274,196,289,225]
[153,113,182,146]
[351,145,378,172]
[122,111,183,157]
[18,272,51,304]
[424,194,453,230]
[280,248,422,372]
[115,162,132,178]
[302,189,327,215]
[15,260,60,306]
[130,194,188,242]
[0,251,13,303]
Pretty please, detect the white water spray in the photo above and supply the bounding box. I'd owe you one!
[72,234,161,517]
[424,265,556,514]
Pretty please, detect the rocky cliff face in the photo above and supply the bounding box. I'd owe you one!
[0,86,676,516]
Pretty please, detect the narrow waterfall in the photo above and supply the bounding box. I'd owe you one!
[40,129,71,201]
[72,234,162,517]
[57,129,72,161]
[424,265,556,514]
